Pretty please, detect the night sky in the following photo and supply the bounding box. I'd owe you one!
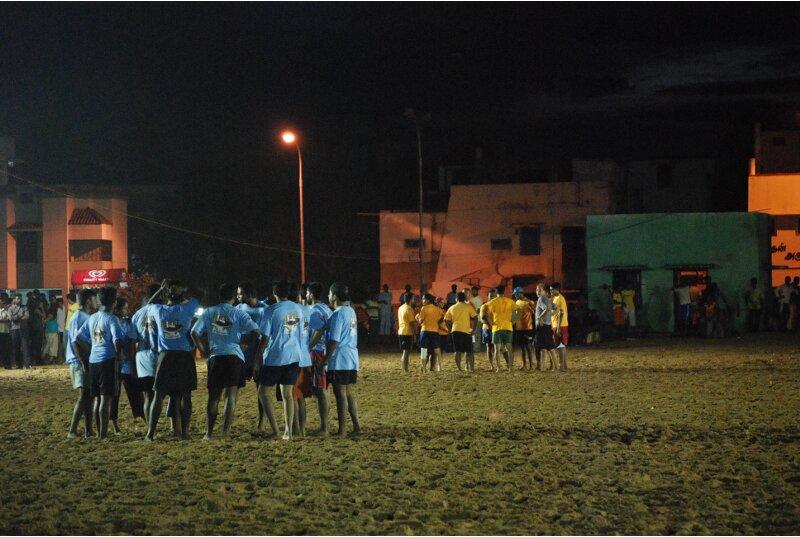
[2,3,800,297]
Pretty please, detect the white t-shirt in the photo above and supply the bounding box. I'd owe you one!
[673,286,691,306]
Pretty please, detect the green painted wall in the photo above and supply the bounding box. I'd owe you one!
[587,213,771,333]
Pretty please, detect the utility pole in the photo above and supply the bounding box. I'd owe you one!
[405,108,431,296]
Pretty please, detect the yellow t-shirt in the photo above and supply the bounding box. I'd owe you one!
[514,298,534,330]
[612,291,623,310]
[444,302,478,334]
[479,303,491,330]
[621,289,636,309]
[551,294,569,327]
[397,303,417,336]
[416,303,444,333]
[486,296,517,332]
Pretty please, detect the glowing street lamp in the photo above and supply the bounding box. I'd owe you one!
[281,130,305,283]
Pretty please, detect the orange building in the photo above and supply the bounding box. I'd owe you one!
[748,125,800,286]
[0,140,128,294]
[380,181,613,299]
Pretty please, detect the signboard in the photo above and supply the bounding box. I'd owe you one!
[71,268,128,286]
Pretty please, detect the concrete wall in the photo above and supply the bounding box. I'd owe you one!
[379,211,446,297]
[429,181,611,297]
[587,212,771,333]
[625,159,714,214]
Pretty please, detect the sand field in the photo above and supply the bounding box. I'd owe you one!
[0,334,798,535]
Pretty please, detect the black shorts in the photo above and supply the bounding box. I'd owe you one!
[399,335,413,351]
[327,369,358,385]
[207,355,245,389]
[139,376,155,393]
[153,350,198,393]
[258,362,300,387]
[90,359,119,397]
[451,331,473,353]
[515,330,534,346]
[534,326,555,350]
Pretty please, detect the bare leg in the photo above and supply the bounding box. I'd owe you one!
[487,343,495,371]
[145,390,168,440]
[256,387,266,432]
[503,344,513,372]
[180,391,192,439]
[221,386,238,437]
[548,350,558,371]
[69,389,92,437]
[534,347,542,371]
[467,352,475,372]
[98,395,111,439]
[205,387,222,440]
[420,349,429,372]
[558,348,568,371]
[454,352,463,371]
[401,350,409,372]
[316,387,330,435]
[296,397,306,437]
[280,384,294,440]
[345,385,360,434]
[333,383,348,436]
[257,385,279,436]
[142,390,153,427]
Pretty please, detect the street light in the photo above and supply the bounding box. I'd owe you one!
[281,130,305,283]
[405,108,430,296]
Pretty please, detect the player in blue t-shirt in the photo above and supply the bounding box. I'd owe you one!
[236,280,269,432]
[254,280,306,440]
[324,282,361,437]
[66,289,97,439]
[192,283,260,440]
[107,296,146,434]
[306,282,333,435]
[145,279,200,441]
[131,283,163,430]
[290,282,314,437]
[74,287,125,439]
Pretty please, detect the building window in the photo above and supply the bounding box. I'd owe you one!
[490,238,512,251]
[404,239,425,249]
[656,164,673,188]
[70,240,113,262]
[19,193,33,204]
[519,227,541,255]
[16,232,39,263]
[773,136,786,146]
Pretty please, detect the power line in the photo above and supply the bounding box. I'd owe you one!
[2,170,378,261]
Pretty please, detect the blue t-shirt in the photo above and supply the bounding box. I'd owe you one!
[259,300,305,367]
[45,319,59,334]
[65,310,91,366]
[192,303,259,361]
[151,299,200,353]
[326,306,359,372]
[75,311,125,364]
[132,304,159,378]
[309,302,333,352]
[297,304,312,367]
[236,302,267,368]
[118,317,136,375]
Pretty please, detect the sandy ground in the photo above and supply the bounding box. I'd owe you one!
[0,334,798,535]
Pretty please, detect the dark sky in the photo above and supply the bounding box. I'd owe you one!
[2,3,800,293]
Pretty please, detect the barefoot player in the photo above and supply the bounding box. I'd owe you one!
[444,292,478,371]
[192,283,260,440]
[479,289,496,370]
[416,294,443,372]
[254,280,304,441]
[306,282,333,435]
[66,289,97,438]
[396,292,417,372]
[323,282,361,436]
[485,285,518,372]
[236,281,269,432]
[550,282,569,371]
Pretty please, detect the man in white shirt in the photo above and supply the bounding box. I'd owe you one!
[673,284,691,336]
[468,286,483,352]
[0,294,11,369]
[775,276,793,332]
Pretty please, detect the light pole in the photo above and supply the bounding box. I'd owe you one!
[405,108,430,296]
[281,131,305,283]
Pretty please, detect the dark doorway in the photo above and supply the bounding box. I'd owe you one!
[561,227,586,290]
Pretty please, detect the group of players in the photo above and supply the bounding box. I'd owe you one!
[396,283,569,374]
[65,279,360,441]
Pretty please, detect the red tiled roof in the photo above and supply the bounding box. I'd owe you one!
[68,207,112,225]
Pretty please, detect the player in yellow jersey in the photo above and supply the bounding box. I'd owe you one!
[512,287,535,370]
[485,285,519,372]
[415,294,444,372]
[444,292,478,371]
[550,282,569,371]
[396,293,418,372]
[478,289,496,371]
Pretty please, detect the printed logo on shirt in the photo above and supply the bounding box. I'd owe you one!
[350,317,357,336]
[303,317,309,337]
[144,316,156,335]
[92,325,106,345]
[163,320,183,339]
[283,314,299,334]
[212,315,232,335]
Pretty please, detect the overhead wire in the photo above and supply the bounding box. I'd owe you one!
[2,169,378,261]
